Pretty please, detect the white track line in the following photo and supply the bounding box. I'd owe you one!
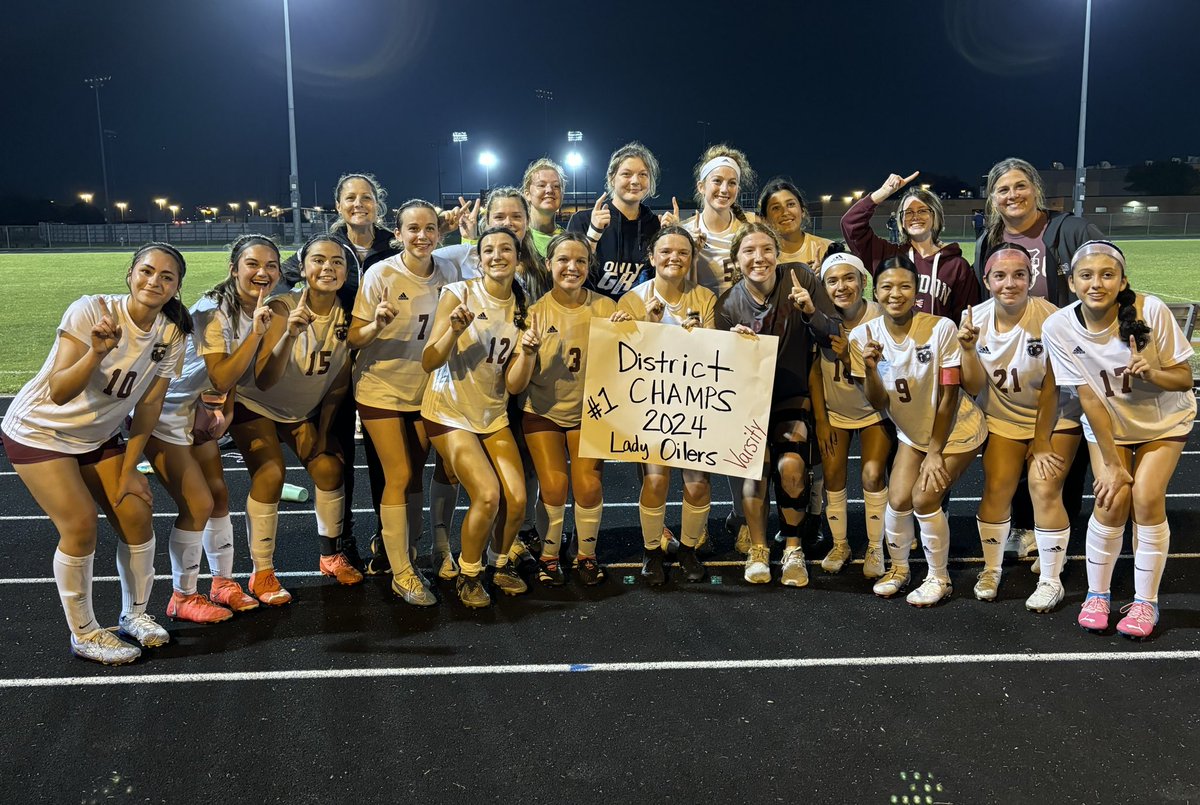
[3,650,1198,689]
[4,493,1200,522]
[2,553,1199,585]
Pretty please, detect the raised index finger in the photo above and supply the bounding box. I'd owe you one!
[97,296,112,317]
[902,170,920,185]
[790,268,801,290]
[299,286,309,308]
[257,286,268,307]
[594,191,608,210]
[1128,335,1139,354]
[672,196,680,217]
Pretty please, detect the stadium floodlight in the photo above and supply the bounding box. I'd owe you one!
[820,195,832,203]
[115,202,128,221]
[567,131,582,143]
[452,131,468,143]
[79,193,94,204]
[168,204,180,221]
[479,151,498,189]
[565,152,583,169]
[565,152,583,207]
[248,201,258,216]
[453,132,468,195]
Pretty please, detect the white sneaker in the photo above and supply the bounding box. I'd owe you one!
[872,565,911,598]
[863,545,885,579]
[1006,527,1036,557]
[780,546,809,588]
[821,542,852,573]
[432,548,459,580]
[744,544,771,584]
[907,576,953,607]
[1025,580,1065,613]
[733,524,752,555]
[118,612,170,647]
[392,568,437,606]
[71,629,141,665]
[973,568,1002,601]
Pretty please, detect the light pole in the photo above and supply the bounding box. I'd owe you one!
[479,151,497,191]
[168,204,179,222]
[248,201,258,219]
[154,197,167,224]
[566,152,582,210]
[116,202,128,221]
[697,119,710,151]
[1073,0,1093,218]
[567,130,583,210]
[229,202,241,223]
[282,0,302,245]
[84,77,112,222]
[535,88,553,147]
[452,131,468,196]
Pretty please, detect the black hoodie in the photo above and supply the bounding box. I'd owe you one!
[567,202,660,302]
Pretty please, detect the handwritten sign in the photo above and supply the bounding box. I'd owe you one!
[579,319,778,479]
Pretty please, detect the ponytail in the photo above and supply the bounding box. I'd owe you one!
[1116,286,1150,350]
[512,279,529,331]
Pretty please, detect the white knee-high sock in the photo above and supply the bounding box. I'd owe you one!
[884,504,914,568]
[680,501,710,548]
[639,503,666,552]
[406,491,424,553]
[1035,526,1070,583]
[379,503,412,575]
[168,526,204,595]
[977,518,1008,572]
[116,537,156,617]
[429,480,458,552]
[1132,520,1170,604]
[863,488,888,548]
[826,488,848,547]
[314,486,345,539]
[916,509,950,582]
[202,514,235,579]
[54,549,100,636]
[539,503,567,560]
[245,497,279,573]
[575,502,602,558]
[1084,515,1125,595]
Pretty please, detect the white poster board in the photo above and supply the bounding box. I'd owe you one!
[579,319,778,480]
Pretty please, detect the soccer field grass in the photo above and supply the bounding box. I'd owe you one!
[0,240,1196,392]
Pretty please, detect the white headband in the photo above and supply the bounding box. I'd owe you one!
[1071,240,1126,271]
[819,252,868,281]
[699,156,741,182]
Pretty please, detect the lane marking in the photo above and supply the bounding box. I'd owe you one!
[1,553,1199,585]
[3,650,1199,688]
[5,493,1200,522]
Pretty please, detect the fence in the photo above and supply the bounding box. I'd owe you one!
[4,211,1200,249]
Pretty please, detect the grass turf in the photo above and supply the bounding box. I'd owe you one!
[0,240,1197,393]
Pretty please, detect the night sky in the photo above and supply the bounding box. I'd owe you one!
[4,0,1199,216]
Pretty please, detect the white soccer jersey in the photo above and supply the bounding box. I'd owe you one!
[3,295,184,453]
[617,278,716,328]
[433,243,481,281]
[237,291,351,423]
[965,297,1059,440]
[820,301,884,430]
[779,233,833,269]
[353,254,459,411]
[523,290,617,428]
[1044,294,1195,444]
[849,312,986,454]
[421,279,521,434]
[683,212,757,298]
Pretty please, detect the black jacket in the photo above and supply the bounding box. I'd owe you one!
[973,211,1105,307]
[567,202,660,302]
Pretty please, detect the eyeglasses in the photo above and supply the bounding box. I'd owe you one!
[901,208,932,221]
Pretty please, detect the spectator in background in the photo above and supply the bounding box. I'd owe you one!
[886,212,899,244]
[973,209,985,240]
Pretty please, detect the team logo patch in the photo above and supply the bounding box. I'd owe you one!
[151,342,169,361]
[1073,346,1086,355]
[335,326,348,341]
[1027,338,1044,358]
[546,325,559,334]
[916,344,933,364]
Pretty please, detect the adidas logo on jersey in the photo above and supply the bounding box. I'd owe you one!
[977,345,991,354]
[1073,346,1086,355]
[546,325,559,334]
[476,311,488,320]
[397,292,409,301]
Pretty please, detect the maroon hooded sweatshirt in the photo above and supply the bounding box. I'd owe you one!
[840,197,979,323]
